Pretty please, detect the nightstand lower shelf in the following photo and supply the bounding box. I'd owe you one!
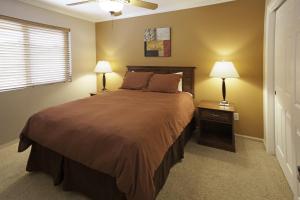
[198,118,235,152]
[198,131,235,152]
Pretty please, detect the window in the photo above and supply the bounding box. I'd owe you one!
[0,15,71,92]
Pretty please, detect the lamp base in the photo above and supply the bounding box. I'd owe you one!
[219,100,229,106]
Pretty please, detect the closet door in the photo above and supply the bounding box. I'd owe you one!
[274,0,298,197]
[294,0,300,198]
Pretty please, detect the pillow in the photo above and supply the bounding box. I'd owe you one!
[147,73,182,93]
[174,72,183,92]
[121,72,154,90]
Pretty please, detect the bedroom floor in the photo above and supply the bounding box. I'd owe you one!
[0,137,293,200]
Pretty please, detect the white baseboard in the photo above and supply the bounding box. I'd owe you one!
[0,139,19,150]
[235,134,264,143]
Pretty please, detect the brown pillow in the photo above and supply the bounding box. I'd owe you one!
[121,72,154,90]
[147,73,182,93]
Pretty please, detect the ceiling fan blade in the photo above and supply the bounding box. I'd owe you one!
[110,11,122,16]
[128,0,158,10]
[66,0,93,6]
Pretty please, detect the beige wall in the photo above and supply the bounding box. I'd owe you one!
[96,0,265,138]
[0,0,96,145]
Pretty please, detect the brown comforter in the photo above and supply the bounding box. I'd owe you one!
[18,90,195,200]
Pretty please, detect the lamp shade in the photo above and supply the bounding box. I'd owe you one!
[94,61,112,73]
[209,61,239,78]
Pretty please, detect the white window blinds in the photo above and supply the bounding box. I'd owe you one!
[0,15,71,92]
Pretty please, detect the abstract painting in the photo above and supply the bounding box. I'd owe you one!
[144,27,171,57]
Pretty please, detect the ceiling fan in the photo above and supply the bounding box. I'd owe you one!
[66,0,158,17]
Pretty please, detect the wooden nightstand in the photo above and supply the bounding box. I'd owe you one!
[197,100,235,152]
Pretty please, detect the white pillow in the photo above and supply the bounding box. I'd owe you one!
[174,72,183,92]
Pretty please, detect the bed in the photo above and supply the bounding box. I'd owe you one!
[18,66,196,200]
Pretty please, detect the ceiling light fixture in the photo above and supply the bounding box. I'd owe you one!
[99,0,124,12]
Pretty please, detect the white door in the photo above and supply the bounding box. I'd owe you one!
[274,0,299,198]
[294,0,300,198]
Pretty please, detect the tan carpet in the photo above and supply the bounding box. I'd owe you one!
[0,137,293,200]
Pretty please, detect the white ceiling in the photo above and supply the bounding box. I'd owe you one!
[19,0,235,22]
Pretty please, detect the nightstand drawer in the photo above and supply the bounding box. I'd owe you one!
[200,109,232,124]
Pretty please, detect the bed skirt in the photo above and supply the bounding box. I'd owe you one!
[25,117,195,200]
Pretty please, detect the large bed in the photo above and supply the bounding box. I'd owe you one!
[18,66,196,200]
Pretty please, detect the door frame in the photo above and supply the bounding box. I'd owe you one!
[263,0,286,154]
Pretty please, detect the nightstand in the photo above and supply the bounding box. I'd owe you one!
[197,100,235,152]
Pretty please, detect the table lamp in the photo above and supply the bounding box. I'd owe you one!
[94,60,112,91]
[210,61,239,106]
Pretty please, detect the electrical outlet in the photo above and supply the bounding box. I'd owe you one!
[234,113,239,121]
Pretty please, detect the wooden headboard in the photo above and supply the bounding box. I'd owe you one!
[127,66,195,96]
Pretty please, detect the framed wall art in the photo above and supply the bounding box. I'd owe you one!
[144,27,171,57]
